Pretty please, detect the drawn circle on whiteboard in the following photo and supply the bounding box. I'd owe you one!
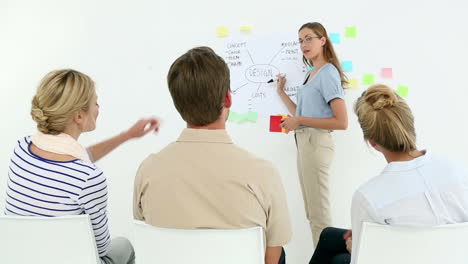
[244,64,280,84]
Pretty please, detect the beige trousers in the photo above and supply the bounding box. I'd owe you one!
[295,127,334,247]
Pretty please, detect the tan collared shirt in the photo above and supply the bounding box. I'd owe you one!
[133,128,292,246]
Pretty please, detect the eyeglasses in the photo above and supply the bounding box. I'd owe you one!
[299,36,321,45]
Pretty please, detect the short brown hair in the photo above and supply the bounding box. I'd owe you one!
[354,84,416,152]
[31,69,95,134]
[167,47,230,126]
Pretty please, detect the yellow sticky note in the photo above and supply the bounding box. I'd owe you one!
[217,27,229,38]
[240,25,252,33]
[348,78,359,89]
[280,115,291,134]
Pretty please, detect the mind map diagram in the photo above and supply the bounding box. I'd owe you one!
[223,33,306,117]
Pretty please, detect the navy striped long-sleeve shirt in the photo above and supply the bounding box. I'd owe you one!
[4,136,111,257]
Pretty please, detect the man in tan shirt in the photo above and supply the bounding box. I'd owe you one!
[133,47,292,264]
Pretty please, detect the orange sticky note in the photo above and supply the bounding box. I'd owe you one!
[280,115,291,134]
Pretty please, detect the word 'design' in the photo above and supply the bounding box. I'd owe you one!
[245,64,280,83]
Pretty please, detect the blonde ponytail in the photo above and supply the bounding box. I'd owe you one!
[31,69,95,134]
[354,84,416,152]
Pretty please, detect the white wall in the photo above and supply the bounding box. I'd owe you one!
[1,0,467,262]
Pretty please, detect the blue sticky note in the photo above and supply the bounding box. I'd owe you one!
[308,66,314,71]
[341,61,353,72]
[329,33,341,44]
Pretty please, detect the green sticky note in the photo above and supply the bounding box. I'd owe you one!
[238,112,250,123]
[397,85,409,97]
[362,74,375,85]
[228,110,239,122]
[229,111,258,123]
[345,26,357,38]
[246,111,258,122]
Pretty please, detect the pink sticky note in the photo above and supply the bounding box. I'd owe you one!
[381,68,393,78]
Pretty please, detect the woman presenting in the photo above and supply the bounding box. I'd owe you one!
[277,22,348,246]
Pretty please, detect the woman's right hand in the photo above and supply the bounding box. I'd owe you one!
[125,117,160,139]
[276,74,286,95]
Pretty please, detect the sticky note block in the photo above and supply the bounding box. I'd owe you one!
[381,68,393,78]
[345,27,357,38]
[246,111,258,122]
[329,33,341,44]
[397,85,409,97]
[216,27,229,38]
[341,61,353,72]
[362,74,375,85]
[240,25,252,33]
[348,78,359,89]
[280,115,291,134]
[270,116,282,132]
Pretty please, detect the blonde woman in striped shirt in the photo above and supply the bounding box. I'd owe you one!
[5,69,159,264]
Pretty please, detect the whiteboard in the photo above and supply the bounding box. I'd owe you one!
[223,33,301,116]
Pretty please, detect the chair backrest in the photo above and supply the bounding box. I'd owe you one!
[0,215,100,264]
[355,222,468,264]
[133,220,265,264]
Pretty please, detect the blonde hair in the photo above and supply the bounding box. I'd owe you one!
[354,84,416,152]
[299,22,348,87]
[31,69,95,134]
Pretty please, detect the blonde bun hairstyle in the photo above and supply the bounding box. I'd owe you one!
[354,84,416,152]
[31,69,95,134]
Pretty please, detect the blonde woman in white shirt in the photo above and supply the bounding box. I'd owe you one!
[309,84,468,264]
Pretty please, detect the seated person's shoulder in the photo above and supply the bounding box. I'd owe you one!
[231,144,277,170]
[14,135,32,150]
[137,142,179,169]
[229,145,283,185]
[429,155,468,181]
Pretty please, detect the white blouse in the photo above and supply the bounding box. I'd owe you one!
[350,151,468,264]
